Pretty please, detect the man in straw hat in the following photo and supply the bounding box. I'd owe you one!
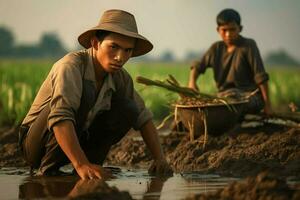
[19,9,173,179]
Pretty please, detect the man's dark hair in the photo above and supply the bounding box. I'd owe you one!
[216,9,241,26]
[95,30,111,41]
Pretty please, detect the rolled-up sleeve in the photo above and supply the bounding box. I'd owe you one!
[48,62,82,130]
[248,40,269,85]
[254,72,269,85]
[192,44,216,75]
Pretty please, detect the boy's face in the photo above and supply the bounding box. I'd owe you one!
[217,22,241,46]
[93,32,135,73]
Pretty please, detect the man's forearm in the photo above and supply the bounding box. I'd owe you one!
[53,120,89,169]
[140,120,164,160]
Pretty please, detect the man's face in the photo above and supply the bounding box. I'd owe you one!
[217,22,241,46]
[94,32,135,73]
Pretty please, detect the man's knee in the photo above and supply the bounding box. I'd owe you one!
[111,97,139,126]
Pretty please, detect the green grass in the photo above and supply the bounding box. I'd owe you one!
[1,60,300,126]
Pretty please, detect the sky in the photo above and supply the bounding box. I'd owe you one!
[0,0,300,60]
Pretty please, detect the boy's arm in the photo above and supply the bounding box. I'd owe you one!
[53,120,112,180]
[258,82,272,115]
[188,66,200,92]
[140,120,173,175]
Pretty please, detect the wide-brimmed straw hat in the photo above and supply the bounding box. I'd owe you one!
[78,9,153,57]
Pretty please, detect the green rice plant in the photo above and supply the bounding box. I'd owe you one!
[126,62,194,119]
[268,67,300,107]
[0,60,300,126]
[0,59,52,125]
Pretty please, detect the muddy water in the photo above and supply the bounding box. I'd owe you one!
[0,167,239,200]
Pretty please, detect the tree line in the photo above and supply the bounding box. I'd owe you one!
[0,26,299,66]
[0,26,67,58]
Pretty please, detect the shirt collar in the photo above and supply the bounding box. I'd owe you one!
[85,48,116,92]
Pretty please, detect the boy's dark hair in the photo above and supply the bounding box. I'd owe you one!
[216,9,241,26]
[95,30,111,41]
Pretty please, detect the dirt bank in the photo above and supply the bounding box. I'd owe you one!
[0,126,26,168]
[167,125,300,178]
[106,125,300,178]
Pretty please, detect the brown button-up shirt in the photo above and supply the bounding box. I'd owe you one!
[22,48,152,131]
[193,36,269,92]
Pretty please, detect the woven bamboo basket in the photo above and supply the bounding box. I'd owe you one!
[175,100,248,138]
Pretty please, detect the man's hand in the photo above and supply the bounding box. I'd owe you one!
[148,158,173,175]
[53,121,112,180]
[75,163,113,180]
[140,121,173,176]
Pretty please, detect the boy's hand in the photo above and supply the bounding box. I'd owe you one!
[148,158,173,176]
[263,104,273,116]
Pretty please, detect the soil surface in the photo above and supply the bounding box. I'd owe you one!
[1,123,300,199]
[106,124,300,179]
[0,126,27,168]
[1,124,300,178]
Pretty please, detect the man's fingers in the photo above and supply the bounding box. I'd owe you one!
[82,174,90,180]
[93,171,102,179]
[148,162,156,174]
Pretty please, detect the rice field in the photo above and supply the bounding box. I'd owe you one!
[0,59,300,126]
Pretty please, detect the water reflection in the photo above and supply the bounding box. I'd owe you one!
[19,175,78,199]
[18,172,170,199]
[142,177,168,200]
[12,168,240,200]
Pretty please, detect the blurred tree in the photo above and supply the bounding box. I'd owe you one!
[14,45,41,58]
[0,26,15,56]
[39,32,67,58]
[264,49,300,66]
[184,50,203,62]
[160,50,175,62]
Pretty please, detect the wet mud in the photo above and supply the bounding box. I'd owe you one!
[1,123,300,199]
[0,127,27,168]
[167,125,300,178]
[106,125,300,179]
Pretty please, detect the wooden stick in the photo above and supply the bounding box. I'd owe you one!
[136,75,214,98]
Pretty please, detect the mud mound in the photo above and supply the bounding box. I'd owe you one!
[168,126,300,177]
[105,131,183,167]
[0,126,27,167]
[105,135,151,167]
[185,172,300,200]
[106,125,300,178]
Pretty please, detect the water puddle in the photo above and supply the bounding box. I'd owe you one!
[1,167,240,200]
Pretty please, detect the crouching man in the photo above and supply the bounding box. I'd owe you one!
[19,9,172,180]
